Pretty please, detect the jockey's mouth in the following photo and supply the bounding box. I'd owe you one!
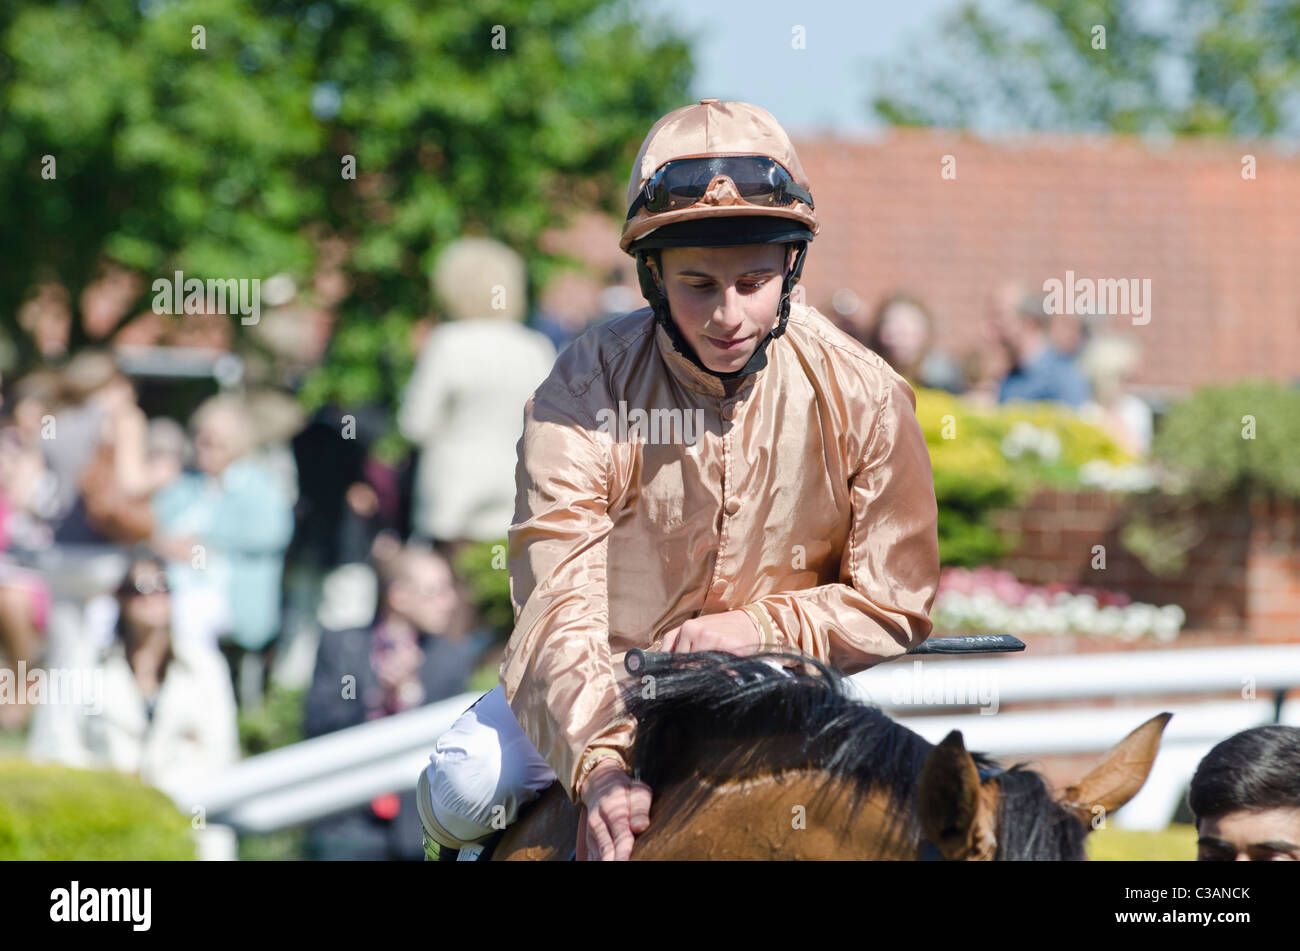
[703,333,754,352]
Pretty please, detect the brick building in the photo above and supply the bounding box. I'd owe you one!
[546,128,1300,392]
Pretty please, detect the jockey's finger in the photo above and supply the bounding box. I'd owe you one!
[586,807,615,861]
[661,625,681,653]
[608,792,637,861]
[629,781,652,835]
[575,806,589,861]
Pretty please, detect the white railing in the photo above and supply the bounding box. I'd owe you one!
[174,644,1300,842]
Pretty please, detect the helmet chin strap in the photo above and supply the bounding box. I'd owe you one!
[635,243,809,382]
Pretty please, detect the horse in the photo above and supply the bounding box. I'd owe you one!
[490,651,1171,860]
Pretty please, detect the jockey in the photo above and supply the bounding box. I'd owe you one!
[418,98,941,861]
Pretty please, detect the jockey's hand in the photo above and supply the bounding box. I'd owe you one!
[578,760,652,861]
[661,609,761,655]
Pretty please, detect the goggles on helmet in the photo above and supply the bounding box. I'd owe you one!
[626,155,814,220]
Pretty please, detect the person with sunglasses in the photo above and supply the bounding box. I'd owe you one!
[419,99,940,861]
[27,551,239,831]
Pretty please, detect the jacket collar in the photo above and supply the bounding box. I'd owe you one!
[653,322,761,400]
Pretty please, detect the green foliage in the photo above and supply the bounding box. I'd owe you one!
[0,0,692,408]
[0,759,195,860]
[1150,381,1300,501]
[872,0,1300,137]
[915,387,1129,566]
[453,539,514,641]
[238,826,307,861]
[467,659,502,695]
[237,684,306,756]
[1120,381,1300,576]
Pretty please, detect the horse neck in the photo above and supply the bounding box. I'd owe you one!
[631,768,920,861]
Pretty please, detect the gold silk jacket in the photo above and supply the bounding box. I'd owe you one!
[499,303,940,801]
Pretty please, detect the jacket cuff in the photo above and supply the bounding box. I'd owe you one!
[741,603,779,651]
[574,746,629,801]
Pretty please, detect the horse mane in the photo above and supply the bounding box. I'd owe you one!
[623,651,1087,859]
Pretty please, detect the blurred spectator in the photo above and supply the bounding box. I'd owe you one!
[862,293,966,393]
[152,394,293,704]
[26,551,239,796]
[279,403,389,688]
[399,238,556,545]
[43,351,139,543]
[531,306,584,353]
[1049,310,1089,359]
[0,372,60,548]
[0,371,56,728]
[994,292,1091,407]
[76,376,157,546]
[144,417,189,494]
[303,543,486,860]
[824,287,868,342]
[1078,334,1153,455]
[1189,725,1300,861]
[244,388,305,509]
[17,284,72,360]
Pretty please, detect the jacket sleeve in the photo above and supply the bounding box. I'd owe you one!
[742,373,939,674]
[498,383,634,802]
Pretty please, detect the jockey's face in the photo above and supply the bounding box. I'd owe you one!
[656,244,791,374]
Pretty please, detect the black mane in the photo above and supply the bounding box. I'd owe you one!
[623,651,1087,859]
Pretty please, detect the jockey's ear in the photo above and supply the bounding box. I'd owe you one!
[1060,712,1172,826]
[644,251,663,288]
[918,730,998,860]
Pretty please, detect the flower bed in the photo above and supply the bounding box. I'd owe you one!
[933,566,1186,642]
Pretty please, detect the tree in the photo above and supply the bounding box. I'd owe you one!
[870,0,1300,137]
[0,0,691,407]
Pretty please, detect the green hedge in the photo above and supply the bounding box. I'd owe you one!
[1151,381,1300,500]
[916,387,1130,566]
[453,540,514,642]
[0,760,195,860]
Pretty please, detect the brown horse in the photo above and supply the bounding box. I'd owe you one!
[492,651,1170,860]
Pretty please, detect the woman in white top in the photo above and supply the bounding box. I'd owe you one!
[399,238,557,544]
[27,552,239,803]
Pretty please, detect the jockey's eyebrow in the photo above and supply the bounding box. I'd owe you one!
[1252,839,1300,853]
[675,267,780,279]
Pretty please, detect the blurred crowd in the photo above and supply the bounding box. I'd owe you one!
[825,281,1154,455]
[0,246,1198,860]
[0,238,558,860]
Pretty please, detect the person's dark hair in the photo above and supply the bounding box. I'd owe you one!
[1188,725,1300,821]
[112,548,171,643]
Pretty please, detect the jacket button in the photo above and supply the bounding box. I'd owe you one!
[721,402,737,420]
[724,496,741,515]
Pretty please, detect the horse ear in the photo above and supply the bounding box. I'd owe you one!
[1060,712,1172,826]
[918,730,997,860]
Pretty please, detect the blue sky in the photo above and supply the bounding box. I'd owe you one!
[644,0,976,136]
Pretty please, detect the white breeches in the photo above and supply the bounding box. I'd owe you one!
[420,685,557,848]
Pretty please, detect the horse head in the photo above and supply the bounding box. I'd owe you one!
[917,712,1172,860]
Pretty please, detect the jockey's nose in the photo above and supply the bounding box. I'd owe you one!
[710,284,749,333]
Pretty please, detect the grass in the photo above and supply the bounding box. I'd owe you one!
[1087,823,1198,861]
